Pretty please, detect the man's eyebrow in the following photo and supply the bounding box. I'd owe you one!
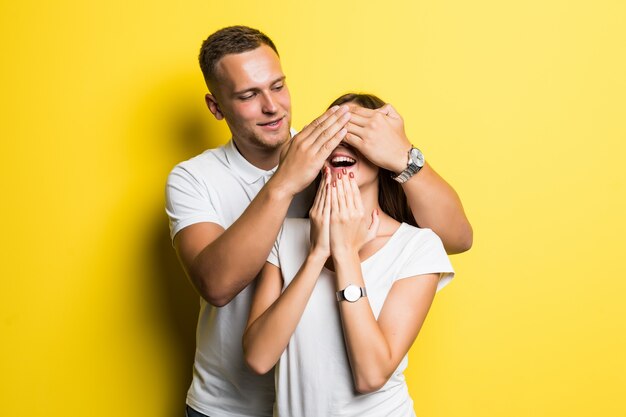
[271,76,287,85]
[232,76,286,96]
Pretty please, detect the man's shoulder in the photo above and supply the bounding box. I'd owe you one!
[168,145,230,183]
[173,145,227,172]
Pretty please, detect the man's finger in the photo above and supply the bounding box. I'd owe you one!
[346,122,367,139]
[279,138,292,163]
[349,106,377,118]
[309,108,350,150]
[315,127,347,159]
[342,132,364,150]
[346,111,371,127]
[298,105,342,139]
[377,103,400,119]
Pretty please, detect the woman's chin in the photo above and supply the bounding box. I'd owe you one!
[328,164,357,178]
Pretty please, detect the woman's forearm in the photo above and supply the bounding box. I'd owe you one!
[243,252,327,375]
[333,250,395,393]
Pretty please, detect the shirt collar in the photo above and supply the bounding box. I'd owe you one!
[223,128,296,184]
[223,140,275,184]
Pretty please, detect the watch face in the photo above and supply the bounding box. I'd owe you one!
[343,285,361,302]
[410,148,425,167]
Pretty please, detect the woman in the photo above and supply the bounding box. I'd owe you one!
[243,93,454,417]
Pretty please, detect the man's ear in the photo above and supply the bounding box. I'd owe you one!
[205,93,224,120]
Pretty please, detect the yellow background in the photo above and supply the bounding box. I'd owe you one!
[2,1,625,416]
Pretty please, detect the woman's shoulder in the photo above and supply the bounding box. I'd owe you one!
[396,223,444,248]
[277,218,311,244]
[282,217,310,231]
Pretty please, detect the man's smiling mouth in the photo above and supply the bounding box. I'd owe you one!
[258,116,284,127]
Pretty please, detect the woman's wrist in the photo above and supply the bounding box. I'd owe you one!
[307,249,329,265]
[331,245,360,262]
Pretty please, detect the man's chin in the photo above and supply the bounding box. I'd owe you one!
[254,129,290,150]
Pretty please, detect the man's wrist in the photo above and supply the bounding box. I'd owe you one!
[392,146,425,183]
[266,172,298,200]
[390,144,412,174]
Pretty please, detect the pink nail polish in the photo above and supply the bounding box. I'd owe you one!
[342,168,347,175]
[349,172,354,178]
[337,173,342,180]
[332,181,336,187]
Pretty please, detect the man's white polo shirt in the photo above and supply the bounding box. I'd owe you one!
[165,137,313,417]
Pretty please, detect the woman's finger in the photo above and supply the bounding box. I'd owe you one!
[330,179,339,218]
[336,173,347,214]
[343,172,356,211]
[364,209,380,244]
[318,171,329,215]
[322,181,331,223]
[311,172,325,213]
[348,172,364,213]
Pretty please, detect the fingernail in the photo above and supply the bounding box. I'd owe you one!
[331,105,339,112]
[342,168,347,174]
[337,173,342,179]
[332,181,336,187]
[349,172,354,178]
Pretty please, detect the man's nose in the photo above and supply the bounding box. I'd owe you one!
[261,92,277,114]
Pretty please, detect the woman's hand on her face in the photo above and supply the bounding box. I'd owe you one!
[329,171,380,257]
[309,168,331,259]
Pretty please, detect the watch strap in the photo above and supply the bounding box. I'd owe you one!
[336,286,367,302]
[392,146,424,184]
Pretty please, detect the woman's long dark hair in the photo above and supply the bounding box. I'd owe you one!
[322,93,417,226]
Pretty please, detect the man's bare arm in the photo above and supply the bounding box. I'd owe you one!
[174,105,351,306]
[345,104,472,254]
[399,162,472,254]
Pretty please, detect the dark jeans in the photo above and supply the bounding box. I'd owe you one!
[185,405,210,417]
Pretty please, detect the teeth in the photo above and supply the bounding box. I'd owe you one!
[331,156,356,165]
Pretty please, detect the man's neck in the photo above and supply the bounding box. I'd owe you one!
[232,138,284,171]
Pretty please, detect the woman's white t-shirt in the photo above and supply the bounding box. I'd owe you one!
[267,218,455,417]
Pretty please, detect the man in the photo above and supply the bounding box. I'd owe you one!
[166,26,472,417]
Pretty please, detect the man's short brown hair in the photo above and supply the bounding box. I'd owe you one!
[199,26,279,90]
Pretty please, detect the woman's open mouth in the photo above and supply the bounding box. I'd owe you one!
[329,155,356,168]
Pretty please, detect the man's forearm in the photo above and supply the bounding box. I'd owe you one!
[189,178,293,306]
[403,163,473,254]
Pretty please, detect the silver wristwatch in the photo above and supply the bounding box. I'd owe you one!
[336,284,367,302]
[392,146,425,184]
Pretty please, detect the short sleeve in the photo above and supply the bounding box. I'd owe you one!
[266,223,284,268]
[396,229,455,292]
[165,164,223,242]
